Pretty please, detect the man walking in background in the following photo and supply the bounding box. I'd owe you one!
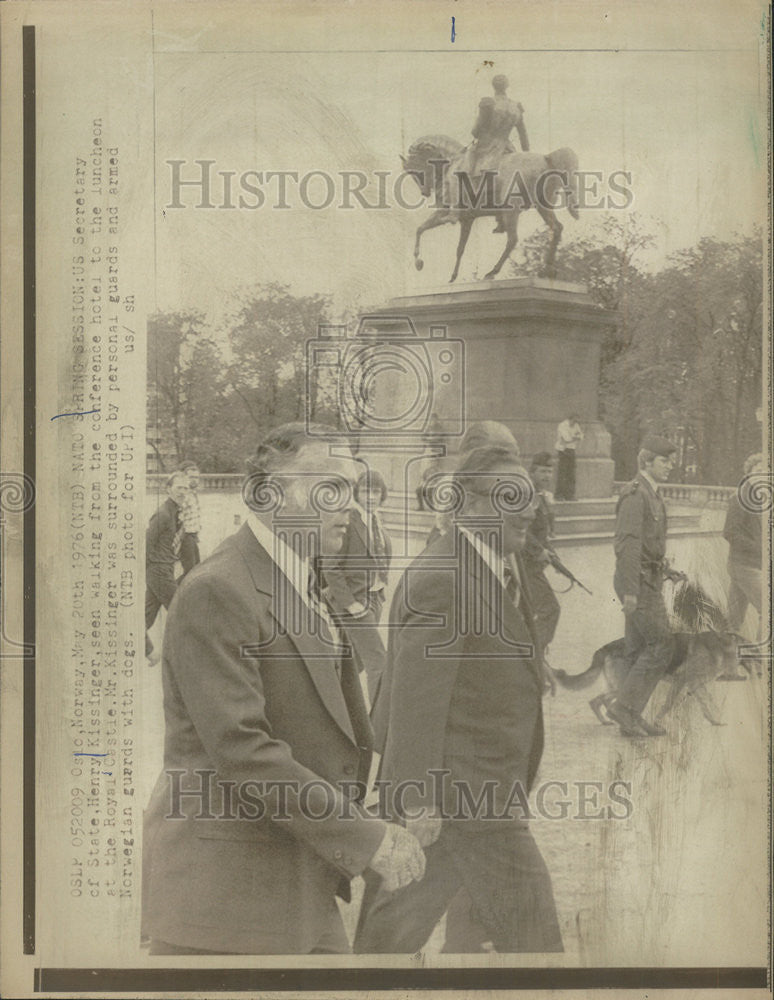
[178,460,202,576]
[606,436,678,737]
[554,413,583,501]
[145,470,189,662]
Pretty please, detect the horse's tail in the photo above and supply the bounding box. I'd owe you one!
[553,639,622,690]
[546,147,579,220]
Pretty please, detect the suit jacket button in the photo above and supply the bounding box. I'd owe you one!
[343,764,355,775]
[334,849,343,860]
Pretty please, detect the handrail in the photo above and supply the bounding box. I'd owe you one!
[146,474,734,508]
[613,481,735,506]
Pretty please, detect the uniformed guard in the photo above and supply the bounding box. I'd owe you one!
[606,436,680,737]
[522,452,561,661]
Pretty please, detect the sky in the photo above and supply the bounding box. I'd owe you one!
[152,43,766,325]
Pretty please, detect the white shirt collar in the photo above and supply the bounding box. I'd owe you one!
[640,470,660,494]
[247,513,315,610]
[458,525,507,587]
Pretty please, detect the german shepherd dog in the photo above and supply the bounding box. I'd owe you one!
[553,630,747,726]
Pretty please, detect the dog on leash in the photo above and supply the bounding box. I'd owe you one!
[553,631,746,726]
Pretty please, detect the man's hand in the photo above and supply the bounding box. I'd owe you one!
[368,823,426,892]
[622,594,638,615]
[405,809,443,848]
[345,600,368,617]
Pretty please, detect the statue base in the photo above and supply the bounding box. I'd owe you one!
[357,277,616,500]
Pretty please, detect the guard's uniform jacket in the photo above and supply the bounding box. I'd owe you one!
[523,491,555,560]
[522,489,560,654]
[614,477,668,599]
[612,475,673,715]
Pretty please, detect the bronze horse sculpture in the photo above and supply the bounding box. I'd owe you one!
[400,135,580,282]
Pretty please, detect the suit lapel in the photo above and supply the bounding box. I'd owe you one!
[233,523,359,745]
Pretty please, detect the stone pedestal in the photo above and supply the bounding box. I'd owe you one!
[354,277,616,499]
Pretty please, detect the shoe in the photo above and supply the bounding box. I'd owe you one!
[605,700,650,737]
[716,672,747,681]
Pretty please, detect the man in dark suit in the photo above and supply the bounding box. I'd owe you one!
[145,471,189,661]
[355,446,562,954]
[322,469,392,701]
[142,424,425,955]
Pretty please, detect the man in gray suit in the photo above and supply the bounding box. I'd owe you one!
[142,423,425,954]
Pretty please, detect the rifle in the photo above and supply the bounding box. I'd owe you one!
[548,552,593,595]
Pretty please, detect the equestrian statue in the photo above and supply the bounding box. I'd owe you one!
[400,75,580,282]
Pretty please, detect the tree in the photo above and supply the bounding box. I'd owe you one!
[226,283,333,433]
[512,219,763,483]
[147,310,219,469]
[602,231,763,483]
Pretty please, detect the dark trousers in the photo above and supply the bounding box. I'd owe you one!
[555,450,576,501]
[523,564,561,654]
[145,571,177,656]
[354,822,563,954]
[616,581,673,714]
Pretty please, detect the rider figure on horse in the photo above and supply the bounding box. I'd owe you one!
[459,75,529,230]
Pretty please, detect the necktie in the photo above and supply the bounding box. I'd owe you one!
[370,513,385,557]
[307,569,343,675]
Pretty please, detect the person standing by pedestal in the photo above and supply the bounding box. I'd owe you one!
[554,413,583,501]
[606,436,678,738]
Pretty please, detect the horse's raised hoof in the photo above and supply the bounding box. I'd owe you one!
[415,258,424,271]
